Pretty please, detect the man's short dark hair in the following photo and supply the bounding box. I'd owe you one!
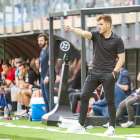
[25,62,30,67]
[131,80,134,86]
[2,61,10,67]
[17,57,27,64]
[37,33,49,44]
[97,15,112,27]
[18,62,26,68]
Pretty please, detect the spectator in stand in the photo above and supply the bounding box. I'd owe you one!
[112,0,122,6]
[17,62,37,118]
[11,58,23,114]
[12,57,27,114]
[125,0,134,6]
[89,85,104,116]
[116,65,131,98]
[11,58,17,70]
[54,58,81,96]
[69,61,103,114]
[32,58,42,97]
[86,0,96,8]
[0,59,3,79]
[93,84,125,120]
[69,84,104,114]
[131,80,136,93]
[1,61,15,88]
[105,73,140,128]
[0,61,15,108]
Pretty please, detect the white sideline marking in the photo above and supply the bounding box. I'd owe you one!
[0,139,12,140]
[109,135,126,138]
[1,122,140,140]
[92,133,107,137]
[32,127,45,129]
[127,137,140,140]
[46,128,60,132]
[125,135,140,137]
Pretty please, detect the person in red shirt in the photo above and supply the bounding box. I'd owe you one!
[1,61,15,103]
[2,61,15,87]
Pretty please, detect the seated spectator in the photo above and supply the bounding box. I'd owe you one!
[55,59,62,76]
[113,73,140,128]
[68,58,81,89]
[116,65,131,98]
[89,85,104,116]
[54,58,81,96]
[131,80,136,93]
[1,61,15,88]
[69,61,102,114]
[17,62,37,118]
[0,59,3,74]
[11,58,22,114]
[69,85,104,114]
[11,57,27,114]
[92,84,125,119]
[32,57,42,97]
[0,61,15,108]
[11,58,17,70]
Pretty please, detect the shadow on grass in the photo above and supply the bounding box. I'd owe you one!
[0,134,51,140]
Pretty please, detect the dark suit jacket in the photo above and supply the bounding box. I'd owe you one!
[40,46,50,80]
[40,46,56,81]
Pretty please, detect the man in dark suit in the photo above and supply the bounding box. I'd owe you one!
[38,34,50,113]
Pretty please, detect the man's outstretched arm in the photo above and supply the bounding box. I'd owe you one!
[62,24,92,39]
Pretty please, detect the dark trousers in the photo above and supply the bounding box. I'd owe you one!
[41,77,50,113]
[69,92,81,113]
[116,95,140,121]
[79,72,116,128]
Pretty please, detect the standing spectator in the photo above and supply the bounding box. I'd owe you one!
[37,34,50,113]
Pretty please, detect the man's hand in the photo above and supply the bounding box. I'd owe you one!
[2,71,6,76]
[62,24,71,31]
[89,100,94,106]
[44,78,49,85]
[62,24,92,39]
[112,72,115,79]
[55,75,61,83]
[136,88,140,93]
[137,73,140,81]
[18,71,23,79]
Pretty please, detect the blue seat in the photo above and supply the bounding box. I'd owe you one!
[133,102,140,126]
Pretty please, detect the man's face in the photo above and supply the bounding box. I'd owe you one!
[14,58,18,67]
[2,65,10,74]
[38,36,47,48]
[88,66,92,70]
[97,84,102,90]
[131,82,133,89]
[11,59,15,68]
[18,65,26,75]
[97,19,110,34]
[35,59,39,69]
